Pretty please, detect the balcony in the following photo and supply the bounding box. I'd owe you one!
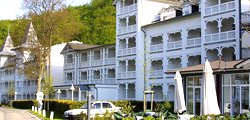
[117,71,136,79]
[78,79,102,84]
[104,78,116,84]
[105,58,116,65]
[64,63,75,69]
[150,44,163,52]
[64,80,74,85]
[119,3,137,15]
[79,61,90,68]
[150,70,164,78]
[1,76,15,82]
[167,41,182,50]
[118,25,137,35]
[118,47,136,56]
[205,30,235,43]
[187,37,201,47]
[91,59,103,66]
[205,1,235,16]
[23,86,37,93]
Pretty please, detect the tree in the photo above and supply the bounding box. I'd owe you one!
[71,0,116,45]
[42,71,55,110]
[7,81,15,107]
[21,0,70,93]
[138,38,155,112]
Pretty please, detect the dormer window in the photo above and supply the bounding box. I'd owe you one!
[182,5,191,15]
[180,1,199,16]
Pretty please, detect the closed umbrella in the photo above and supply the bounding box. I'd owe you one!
[174,70,186,114]
[201,59,221,115]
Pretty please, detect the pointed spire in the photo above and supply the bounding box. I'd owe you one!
[0,28,15,56]
[20,22,38,46]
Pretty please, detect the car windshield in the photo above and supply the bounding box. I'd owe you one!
[80,103,93,109]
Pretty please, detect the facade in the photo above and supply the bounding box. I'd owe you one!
[58,0,249,103]
[0,0,250,116]
[166,58,250,116]
[0,22,65,102]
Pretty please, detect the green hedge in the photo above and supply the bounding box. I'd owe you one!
[12,99,174,116]
[12,100,37,109]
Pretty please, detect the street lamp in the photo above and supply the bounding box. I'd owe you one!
[70,84,75,101]
[14,92,17,100]
[57,89,61,100]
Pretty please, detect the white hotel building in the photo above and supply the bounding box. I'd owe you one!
[0,0,250,116]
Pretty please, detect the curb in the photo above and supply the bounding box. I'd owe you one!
[27,110,44,120]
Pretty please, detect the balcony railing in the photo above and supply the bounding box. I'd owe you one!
[104,78,116,84]
[64,63,75,69]
[150,70,164,78]
[205,30,235,43]
[1,76,15,82]
[79,61,90,68]
[117,71,136,79]
[79,79,102,84]
[118,47,136,56]
[78,78,116,84]
[64,80,74,85]
[150,44,163,52]
[91,59,103,66]
[105,58,116,65]
[187,37,201,47]
[118,25,137,35]
[242,11,250,24]
[167,41,182,50]
[23,86,37,93]
[119,3,137,15]
[205,1,235,16]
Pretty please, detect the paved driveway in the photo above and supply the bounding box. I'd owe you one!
[0,107,41,120]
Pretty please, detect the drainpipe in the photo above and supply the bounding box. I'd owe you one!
[141,27,147,91]
[94,85,98,101]
[75,52,78,85]
[239,0,242,59]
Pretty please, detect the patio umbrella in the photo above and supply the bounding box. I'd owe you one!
[174,70,186,114]
[201,59,221,115]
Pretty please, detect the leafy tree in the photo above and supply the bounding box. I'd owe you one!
[7,81,15,107]
[42,71,55,110]
[21,0,71,93]
[71,0,116,45]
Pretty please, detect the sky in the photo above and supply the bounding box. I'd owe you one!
[0,0,91,20]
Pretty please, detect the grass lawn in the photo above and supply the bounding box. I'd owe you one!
[29,109,64,120]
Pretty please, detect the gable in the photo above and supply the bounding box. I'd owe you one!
[61,43,74,54]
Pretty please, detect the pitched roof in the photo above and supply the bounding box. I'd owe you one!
[158,6,182,14]
[60,42,101,54]
[112,0,183,6]
[68,43,101,50]
[0,33,15,56]
[19,22,38,47]
[165,59,245,75]
[180,0,198,8]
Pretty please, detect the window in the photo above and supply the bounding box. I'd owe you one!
[223,73,249,116]
[186,76,202,115]
[103,103,112,108]
[92,103,101,109]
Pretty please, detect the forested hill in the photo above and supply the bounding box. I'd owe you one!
[0,0,116,47]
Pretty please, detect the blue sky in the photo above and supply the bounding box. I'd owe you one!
[0,0,91,20]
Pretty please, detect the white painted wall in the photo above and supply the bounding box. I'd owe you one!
[51,43,66,86]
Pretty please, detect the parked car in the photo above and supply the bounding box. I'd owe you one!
[63,101,122,119]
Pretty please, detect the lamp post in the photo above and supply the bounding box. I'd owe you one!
[70,84,75,101]
[14,92,17,100]
[57,89,61,100]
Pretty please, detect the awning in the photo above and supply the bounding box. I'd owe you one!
[77,85,89,91]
